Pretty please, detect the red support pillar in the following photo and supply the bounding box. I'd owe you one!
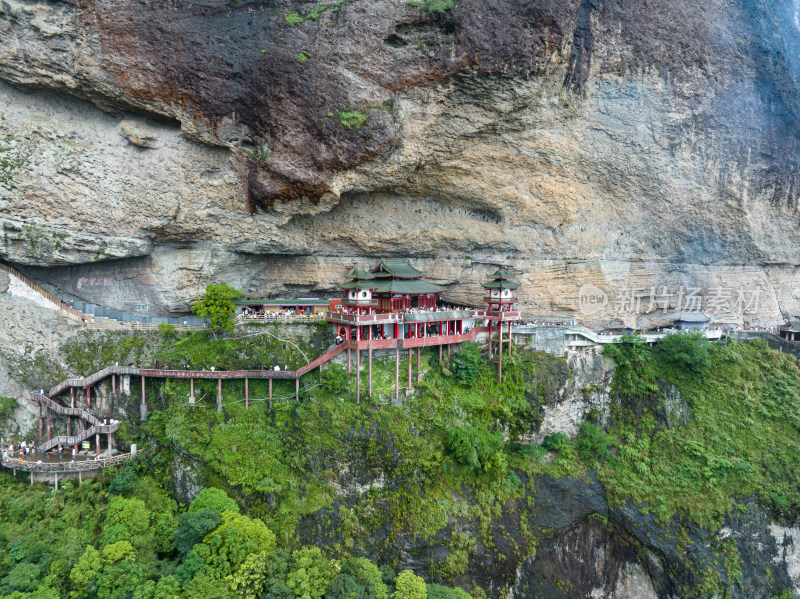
[395,345,400,401]
[498,323,503,384]
[190,378,194,399]
[269,378,273,410]
[70,387,74,408]
[217,377,222,413]
[46,406,51,441]
[408,348,412,388]
[356,349,361,404]
[439,344,442,362]
[96,433,100,457]
[38,402,42,441]
[368,345,373,398]
[245,377,249,410]
[295,377,300,401]
[417,347,421,384]
[86,386,91,410]
[508,321,513,356]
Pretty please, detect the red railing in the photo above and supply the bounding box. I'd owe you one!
[471,309,521,320]
[325,311,402,325]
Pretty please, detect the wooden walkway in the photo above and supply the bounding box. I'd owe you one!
[2,452,134,473]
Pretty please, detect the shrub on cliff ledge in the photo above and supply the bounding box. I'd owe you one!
[339,109,368,131]
[192,282,242,336]
[656,329,711,376]
[407,0,453,13]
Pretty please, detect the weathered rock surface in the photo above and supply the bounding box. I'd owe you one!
[530,346,614,443]
[0,272,81,437]
[2,1,800,326]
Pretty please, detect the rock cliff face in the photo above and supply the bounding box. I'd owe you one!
[3,0,800,323]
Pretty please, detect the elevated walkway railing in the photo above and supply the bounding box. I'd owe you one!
[48,366,140,398]
[38,423,119,453]
[1,452,134,473]
[90,321,207,332]
[34,394,103,426]
[295,342,347,376]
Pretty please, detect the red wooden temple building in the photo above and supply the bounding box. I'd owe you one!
[326,260,522,400]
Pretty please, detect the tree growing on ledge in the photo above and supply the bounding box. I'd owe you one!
[192,282,243,336]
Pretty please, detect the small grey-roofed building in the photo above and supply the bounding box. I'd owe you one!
[664,310,716,330]
[779,319,800,341]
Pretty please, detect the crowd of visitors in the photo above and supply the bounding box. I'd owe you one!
[239,308,317,319]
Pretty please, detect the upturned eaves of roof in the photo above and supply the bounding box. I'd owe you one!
[489,268,516,280]
[344,268,375,280]
[372,279,446,294]
[481,280,520,289]
[341,279,379,290]
[371,260,427,279]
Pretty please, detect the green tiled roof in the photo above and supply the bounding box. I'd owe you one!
[372,279,446,294]
[345,268,374,280]
[489,268,516,279]
[371,260,426,279]
[404,310,472,322]
[341,279,379,290]
[483,268,519,288]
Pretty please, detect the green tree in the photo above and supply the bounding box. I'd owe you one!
[102,496,151,549]
[342,558,387,599]
[228,551,271,599]
[449,343,481,384]
[426,585,471,599]
[656,330,711,376]
[321,364,350,396]
[2,562,41,593]
[199,512,277,580]
[0,395,18,418]
[192,282,243,336]
[133,576,181,599]
[392,571,426,599]
[190,487,240,514]
[325,574,369,599]
[70,545,102,597]
[174,509,222,556]
[184,572,234,599]
[286,546,338,599]
[445,426,504,472]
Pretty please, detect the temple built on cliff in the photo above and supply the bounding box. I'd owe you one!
[326,260,521,400]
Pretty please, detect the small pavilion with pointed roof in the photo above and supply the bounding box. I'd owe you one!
[340,268,379,315]
[482,268,520,312]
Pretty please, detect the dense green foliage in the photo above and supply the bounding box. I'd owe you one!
[0,469,473,599]
[3,329,799,597]
[192,283,243,336]
[406,0,453,13]
[586,337,800,525]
